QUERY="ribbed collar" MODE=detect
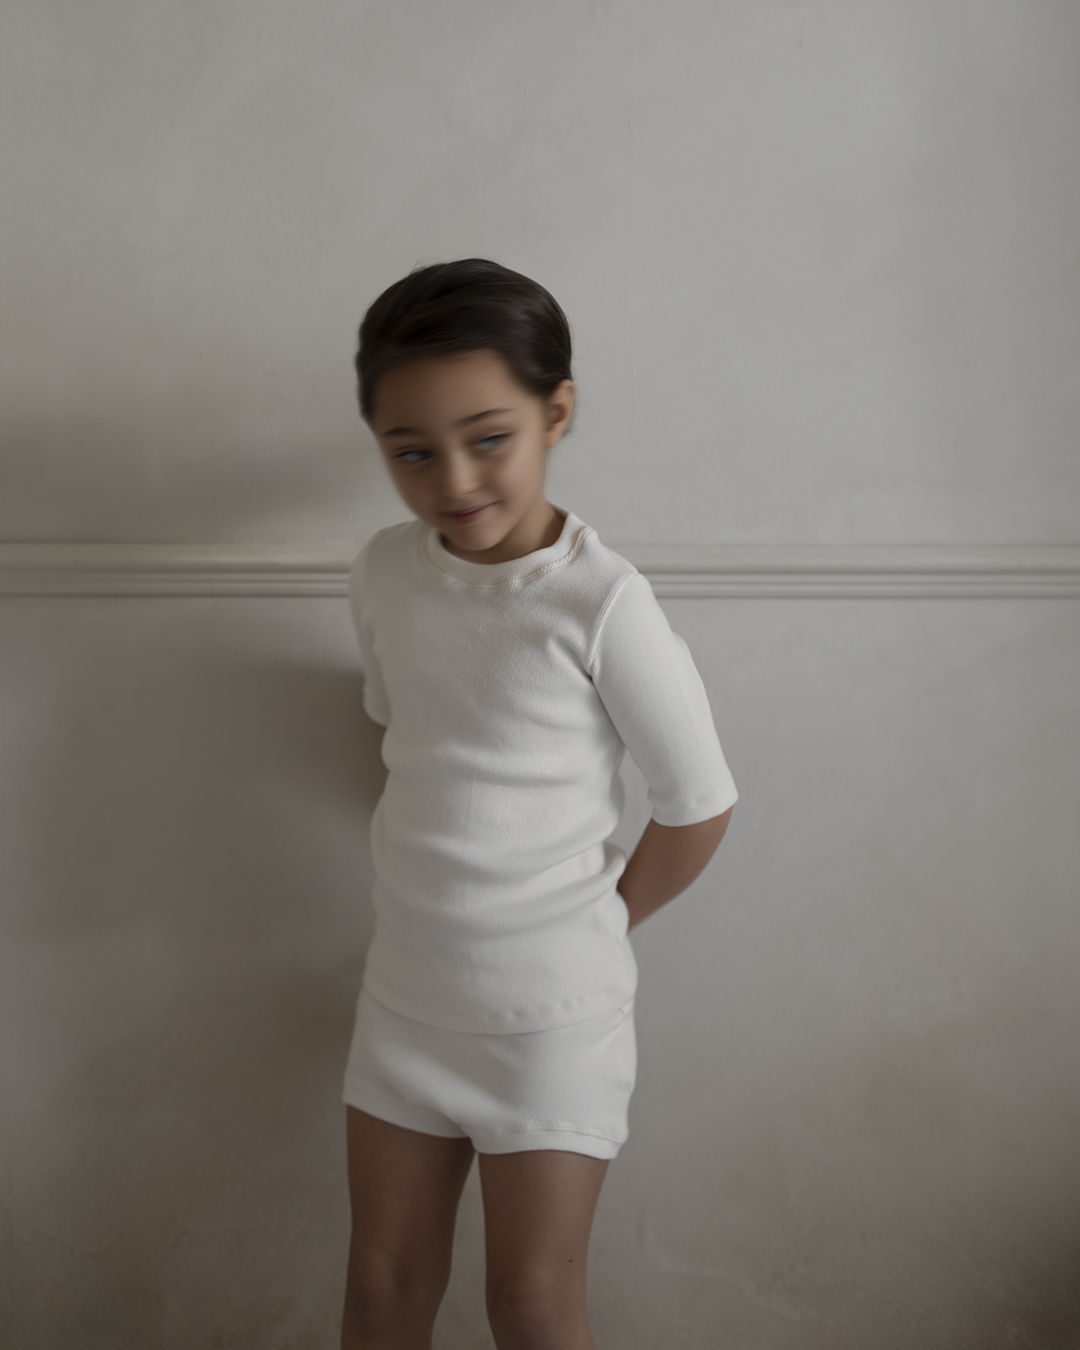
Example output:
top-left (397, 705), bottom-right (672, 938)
top-left (422, 505), bottom-right (584, 588)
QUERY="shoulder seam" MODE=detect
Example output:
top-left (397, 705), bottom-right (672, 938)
top-left (585, 568), bottom-right (641, 676)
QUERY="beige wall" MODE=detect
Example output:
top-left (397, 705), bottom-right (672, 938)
top-left (2, 2), bottom-right (1079, 1346)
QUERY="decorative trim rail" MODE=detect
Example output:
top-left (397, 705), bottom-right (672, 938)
top-left (1, 543), bottom-right (1079, 599)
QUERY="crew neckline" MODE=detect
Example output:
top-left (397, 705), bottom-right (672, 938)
top-left (423, 506), bottom-right (582, 587)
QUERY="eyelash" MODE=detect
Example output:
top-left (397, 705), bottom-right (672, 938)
top-left (396, 433), bottom-right (508, 465)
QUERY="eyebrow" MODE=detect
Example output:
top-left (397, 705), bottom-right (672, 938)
top-left (381, 408), bottom-right (514, 437)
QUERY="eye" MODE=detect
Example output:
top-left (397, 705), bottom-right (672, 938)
top-left (477, 434), bottom-right (508, 450)
top-left (394, 448), bottom-right (429, 465)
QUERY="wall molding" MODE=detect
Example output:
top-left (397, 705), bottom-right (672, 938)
top-left (2, 543), bottom-right (1079, 599)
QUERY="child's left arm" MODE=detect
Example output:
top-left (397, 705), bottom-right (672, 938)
top-left (616, 808), bottom-right (733, 930)
top-left (590, 570), bottom-right (739, 928)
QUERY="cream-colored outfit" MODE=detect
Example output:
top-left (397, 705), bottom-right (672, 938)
top-left (343, 507), bottom-right (738, 1153)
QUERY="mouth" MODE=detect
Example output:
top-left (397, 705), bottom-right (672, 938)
top-left (445, 504), bottom-right (494, 523)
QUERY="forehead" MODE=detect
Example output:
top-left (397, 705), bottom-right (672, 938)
top-left (372, 349), bottom-right (532, 430)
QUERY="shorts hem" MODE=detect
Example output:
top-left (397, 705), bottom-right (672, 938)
top-left (343, 1086), bottom-right (626, 1159)
top-left (343, 1084), bottom-right (467, 1140)
top-left (472, 1127), bottom-right (626, 1160)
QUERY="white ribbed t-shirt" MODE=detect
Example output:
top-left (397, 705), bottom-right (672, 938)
top-left (349, 506), bottom-right (738, 1033)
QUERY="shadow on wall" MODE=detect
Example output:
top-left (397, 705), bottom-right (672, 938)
top-left (1, 600), bottom-right (386, 1345)
top-left (584, 600), bottom-right (1080, 1350)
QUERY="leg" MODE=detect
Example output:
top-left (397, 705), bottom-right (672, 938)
top-left (341, 1106), bottom-right (475, 1350)
top-left (478, 1149), bottom-right (610, 1350)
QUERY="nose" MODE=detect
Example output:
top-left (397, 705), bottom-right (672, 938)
top-left (438, 450), bottom-right (483, 502)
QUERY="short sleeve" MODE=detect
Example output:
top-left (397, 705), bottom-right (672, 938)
top-left (589, 571), bottom-right (738, 827)
top-left (348, 536), bottom-right (390, 727)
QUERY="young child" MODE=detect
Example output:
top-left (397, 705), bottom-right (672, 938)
top-left (341, 258), bottom-right (737, 1350)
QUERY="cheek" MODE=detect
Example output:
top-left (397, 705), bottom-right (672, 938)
top-left (502, 455), bottom-right (536, 488)
top-left (506, 437), bottom-right (546, 478)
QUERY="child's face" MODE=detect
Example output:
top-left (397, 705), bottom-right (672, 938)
top-left (368, 348), bottom-right (575, 564)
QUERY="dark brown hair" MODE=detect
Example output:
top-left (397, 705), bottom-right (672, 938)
top-left (356, 258), bottom-right (573, 423)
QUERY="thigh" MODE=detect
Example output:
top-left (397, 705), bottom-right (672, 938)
top-left (478, 1149), bottom-right (609, 1291)
top-left (345, 1106), bottom-right (475, 1274)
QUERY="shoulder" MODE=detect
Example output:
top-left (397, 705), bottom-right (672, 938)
top-left (348, 521), bottom-right (426, 636)
top-left (349, 518), bottom-right (424, 594)
top-left (567, 518), bottom-right (660, 619)
top-left (548, 514), bottom-right (659, 669)
top-left (560, 523), bottom-right (680, 674)
top-left (562, 512), bottom-right (640, 603)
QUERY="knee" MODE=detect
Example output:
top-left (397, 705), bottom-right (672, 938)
top-left (343, 1248), bottom-right (447, 1340)
top-left (486, 1270), bottom-right (586, 1348)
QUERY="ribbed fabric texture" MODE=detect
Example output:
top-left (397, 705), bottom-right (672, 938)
top-left (349, 507), bottom-right (739, 1032)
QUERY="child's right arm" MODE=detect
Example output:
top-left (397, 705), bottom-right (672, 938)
top-left (349, 535), bottom-right (390, 727)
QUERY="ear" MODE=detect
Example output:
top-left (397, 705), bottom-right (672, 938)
top-left (543, 379), bottom-right (576, 447)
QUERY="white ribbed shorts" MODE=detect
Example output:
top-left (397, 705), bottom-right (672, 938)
top-left (342, 987), bottom-right (637, 1160)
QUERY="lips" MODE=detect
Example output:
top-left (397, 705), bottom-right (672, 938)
top-left (446, 504), bottom-right (492, 522)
